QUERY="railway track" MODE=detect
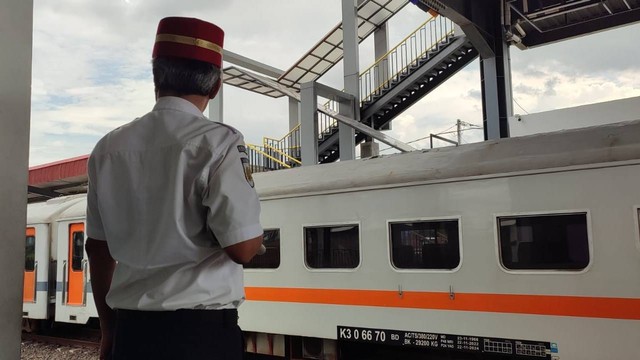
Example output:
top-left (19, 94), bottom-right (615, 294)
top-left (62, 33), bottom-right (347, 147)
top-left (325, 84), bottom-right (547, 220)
top-left (22, 332), bottom-right (100, 349)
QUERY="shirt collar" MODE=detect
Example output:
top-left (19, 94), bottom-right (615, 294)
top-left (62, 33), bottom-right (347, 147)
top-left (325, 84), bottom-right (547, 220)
top-left (153, 96), bottom-right (205, 118)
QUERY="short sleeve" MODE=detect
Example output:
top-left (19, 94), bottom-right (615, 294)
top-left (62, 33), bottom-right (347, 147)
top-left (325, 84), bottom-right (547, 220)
top-left (202, 134), bottom-right (262, 248)
top-left (86, 154), bottom-right (106, 241)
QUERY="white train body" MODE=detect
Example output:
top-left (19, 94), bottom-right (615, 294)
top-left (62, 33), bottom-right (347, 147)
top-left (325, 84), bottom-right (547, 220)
top-left (23, 195), bottom-right (86, 322)
top-left (23, 120), bottom-right (640, 359)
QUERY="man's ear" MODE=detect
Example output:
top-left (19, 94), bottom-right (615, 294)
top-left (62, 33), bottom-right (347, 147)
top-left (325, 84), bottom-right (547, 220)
top-left (209, 79), bottom-right (221, 99)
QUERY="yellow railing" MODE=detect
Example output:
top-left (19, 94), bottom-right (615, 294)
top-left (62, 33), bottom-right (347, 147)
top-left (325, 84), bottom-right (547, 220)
top-left (264, 143), bottom-right (302, 166)
top-left (264, 124), bottom-right (300, 144)
top-left (359, 15), bottom-right (454, 103)
top-left (246, 143), bottom-right (291, 173)
top-left (249, 15), bottom-right (455, 169)
top-left (362, 30), bottom-right (453, 102)
top-left (245, 125), bottom-right (302, 173)
top-left (317, 16), bottom-right (454, 138)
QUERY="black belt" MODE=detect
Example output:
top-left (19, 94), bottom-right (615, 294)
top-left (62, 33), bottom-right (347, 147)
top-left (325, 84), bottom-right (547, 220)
top-left (116, 308), bottom-right (238, 327)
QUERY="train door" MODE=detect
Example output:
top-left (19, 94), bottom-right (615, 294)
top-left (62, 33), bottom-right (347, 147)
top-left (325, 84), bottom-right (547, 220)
top-left (66, 223), bottom-right (86, 306)
top-left (23, 227), bottom-right (36, 303)
top-left (23, 224), bottom-right (52, 323)
top-left (55, 201), bottom-right (99, 324)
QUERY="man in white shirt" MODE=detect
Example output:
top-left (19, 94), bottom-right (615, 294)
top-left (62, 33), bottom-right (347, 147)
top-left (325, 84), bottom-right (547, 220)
top-left (85, 17), bottom-right (263, 360)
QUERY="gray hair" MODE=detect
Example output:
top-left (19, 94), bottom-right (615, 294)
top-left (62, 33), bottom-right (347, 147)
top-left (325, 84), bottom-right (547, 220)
top-left (152, 57), bottom-right (221, 96)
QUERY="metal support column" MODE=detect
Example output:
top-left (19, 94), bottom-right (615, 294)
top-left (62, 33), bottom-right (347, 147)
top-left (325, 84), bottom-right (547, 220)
top-left (289, 97), bottom-right (300, 130)
top-left (0, 0), bottom-right (33, 357)
top-left (373, 21), bottom-right (390, 134)
top-left (374, 22), bottom-right (389, 90)
top-left (208, 84), bottom-right (223, 122)
top-left (300, 82), bottom-right (318, 166)
top-left (480, 30), bottom-right (513, 140)
top-left (476, 1), bottom-right (513, 140)
top-left (339, 0), bottom-right (359, 161)
top-left (424, 0), bottom-right (513, 139)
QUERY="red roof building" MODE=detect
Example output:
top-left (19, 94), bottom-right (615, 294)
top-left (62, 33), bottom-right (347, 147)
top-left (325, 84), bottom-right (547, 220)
top-left (28, 155), bottom-right (89, 202)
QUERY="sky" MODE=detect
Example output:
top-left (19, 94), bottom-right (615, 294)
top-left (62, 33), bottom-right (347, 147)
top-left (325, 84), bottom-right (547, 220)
top-left (29, 0), bottom-right (640, 166)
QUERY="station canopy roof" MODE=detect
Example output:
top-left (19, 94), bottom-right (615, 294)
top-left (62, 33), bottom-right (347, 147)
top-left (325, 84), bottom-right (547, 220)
top-left (28, 155), bottom-right (89, 203)
top-left (507, 0), bottom-right (640, 47)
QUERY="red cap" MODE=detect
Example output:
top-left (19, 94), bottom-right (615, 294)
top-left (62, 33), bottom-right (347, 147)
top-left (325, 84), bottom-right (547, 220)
top-left (152, 17), bottom-right (224, 68)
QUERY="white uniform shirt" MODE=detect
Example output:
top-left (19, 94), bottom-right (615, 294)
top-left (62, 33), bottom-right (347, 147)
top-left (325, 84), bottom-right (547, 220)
top-left (86, 96), bottom-right (262, 311)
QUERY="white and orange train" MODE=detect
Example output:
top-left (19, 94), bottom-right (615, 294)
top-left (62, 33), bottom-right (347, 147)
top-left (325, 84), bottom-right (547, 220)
top-left (22, 120), bottom-right (640, 359)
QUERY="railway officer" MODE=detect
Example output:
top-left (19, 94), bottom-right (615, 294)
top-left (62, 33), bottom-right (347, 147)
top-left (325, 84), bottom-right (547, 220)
top-left (85, 17), bottom-right (264, 360)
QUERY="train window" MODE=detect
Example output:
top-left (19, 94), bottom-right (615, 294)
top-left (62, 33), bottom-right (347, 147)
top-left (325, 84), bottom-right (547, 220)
top-left (390, 220), bottom-right (460, 270)
top-left (498, 213), bottom-right (589, 270)
top-left (244, 229), bottom-right (280, 269)
top-left (25, 231), bottom-right (35, 271)
top-left (71, 230), bottom-right (85, 271)
top-left (305, 225), bottom-right (359, 269)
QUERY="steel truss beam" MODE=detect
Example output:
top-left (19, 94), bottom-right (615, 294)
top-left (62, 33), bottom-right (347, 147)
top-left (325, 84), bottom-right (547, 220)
top-left (27, 185), bottom-right (61, 199)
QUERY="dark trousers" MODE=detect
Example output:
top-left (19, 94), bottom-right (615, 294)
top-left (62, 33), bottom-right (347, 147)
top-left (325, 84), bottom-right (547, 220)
top-left (112, 308), bottom-right (244, 360)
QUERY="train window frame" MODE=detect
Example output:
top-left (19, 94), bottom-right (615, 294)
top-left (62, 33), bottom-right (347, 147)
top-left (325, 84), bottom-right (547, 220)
top-left (25, 227), bottom-right (36, 272)
top-left (386, 216), bottom-right (463, 273)
top-left (243, 228), bottom-right (281, 271)
top-left (302, 221), bottom-right (362, 272)
top-left (493, 210), bottom-right (593, 274)
top-left (70, 226), bottom-right (85, 272)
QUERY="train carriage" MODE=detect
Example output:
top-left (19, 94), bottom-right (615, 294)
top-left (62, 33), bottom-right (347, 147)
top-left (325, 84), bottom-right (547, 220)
top-left (22, 120), bottom-right (640, 359)
top-left (240, 120), bottom-right (640, 359)
top-left (22, 195), bottom-right (85, 324)
top-left (53, 199), bottom-right (98, 324)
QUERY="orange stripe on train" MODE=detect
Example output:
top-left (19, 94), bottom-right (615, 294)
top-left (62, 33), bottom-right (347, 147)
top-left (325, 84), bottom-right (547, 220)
top-left (245, 287), bottom-right (640, 321)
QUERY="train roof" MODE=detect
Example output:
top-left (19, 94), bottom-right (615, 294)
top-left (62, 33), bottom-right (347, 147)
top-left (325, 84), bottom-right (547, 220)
top-left (26, 119), bottom-right (640, 213)
top-left (27, 194), bottom-right (86, 224)
top-left (254, 120), bottom-right (640, 198)
top-left (56, 197), bottom-right (88, 221)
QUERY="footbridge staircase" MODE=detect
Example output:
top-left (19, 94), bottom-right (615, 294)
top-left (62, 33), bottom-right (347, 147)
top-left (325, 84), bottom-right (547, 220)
top-left (317, 16), bottom-right (477, 163)
top-left (226, 6), bottom-right (478, 171)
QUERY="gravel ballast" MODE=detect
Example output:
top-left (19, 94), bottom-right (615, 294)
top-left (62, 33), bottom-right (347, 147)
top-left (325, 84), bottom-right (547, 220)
top-left (21, 340), bottom-right (99, 360)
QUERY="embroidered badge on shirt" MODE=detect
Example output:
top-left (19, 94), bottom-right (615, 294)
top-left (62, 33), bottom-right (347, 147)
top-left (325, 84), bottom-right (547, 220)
top-left (240, 157), bottom-right (254, 188)
top-left (237, 145), bottom-right (248, 155)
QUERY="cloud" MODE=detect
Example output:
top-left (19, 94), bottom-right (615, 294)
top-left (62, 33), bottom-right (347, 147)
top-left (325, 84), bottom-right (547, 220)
top-left (29, 0), bottom-right (350, 165)
top-left (511, 66), bottom-right (640, 115)
top-left (28, 1), bottom-right (640, 166)
top-left (511, 22), bottom-right (640, 74)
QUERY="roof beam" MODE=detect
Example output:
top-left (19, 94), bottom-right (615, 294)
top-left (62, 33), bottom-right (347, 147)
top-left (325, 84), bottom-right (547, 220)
top-left (223, 49), bottom-right (284, 78)
top-left (223, 66), bottom-right (301, 100)
top-left (318, 107), bottom-right (415, 153)
top-left (520, 7), bottom-right (640, 47)
top-left (27, 185), bottom-right (61, 199)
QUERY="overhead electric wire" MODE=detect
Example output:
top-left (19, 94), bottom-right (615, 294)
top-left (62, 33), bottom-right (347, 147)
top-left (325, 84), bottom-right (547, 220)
top-left (377, 120), bottom-right (483, 152)
top-left (513, 97), bottom-right (530, 114)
